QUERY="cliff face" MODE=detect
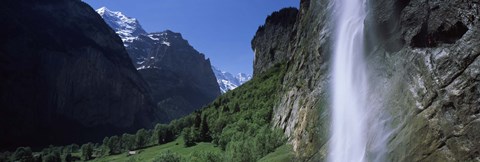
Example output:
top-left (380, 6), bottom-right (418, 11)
top-left (253, 0), bottom-right (333, 160)
top-left (252, 8), bottom-right (298, 75)
top-left (253, 0), bottom-right (479, 161)
top-left (367, 0), bottom-right (480, 161)
top-left (0, 0), bottom-right (158, 149)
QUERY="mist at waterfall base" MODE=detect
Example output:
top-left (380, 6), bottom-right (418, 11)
top-left (328, 0), bottom-right (392, 161)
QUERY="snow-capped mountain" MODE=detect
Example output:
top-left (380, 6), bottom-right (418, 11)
top-left (94, 7), bottom-right (249, 94)
top-left (96, 7), bottom-right (147, 43)
top-left (212, 66), bottom-right (252, 93)
top-left (95, 7), bottom-right (177, 68)
top-left (96, 7), bottom-right (221, 121)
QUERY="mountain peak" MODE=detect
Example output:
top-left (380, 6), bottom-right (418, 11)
top-left (95, 6), bottom-right (109, 15)
top-left (212, 66), bottom-right (252, 93)
top-left (95, 7), bottom-right (147, 43)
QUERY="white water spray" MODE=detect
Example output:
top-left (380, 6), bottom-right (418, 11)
top-left (329, 0), bottom-right (370, 161)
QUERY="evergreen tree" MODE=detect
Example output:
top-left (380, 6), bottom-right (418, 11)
top-left (135, 129), bottom-right (148, 149)
top-left (154, 124), bottom-right (169, 144)
top-left (64, 153), bottom-right (74, 162)
top-left (12, 147), bottom-right (34, 162)
top-left (182, 127), bottom-right (196, 147)
top-left (233, 103), bottom-right (240, 113)
top-left (194, 112), bottom-right (202, 128)
top-left (107, 135), bottom-right (121, 154)
top-left (80, 143), bottom-right (93, 161)
top-left (200, 114), bottom-right (211, 142)
top-left (43, 152), bottom-right (60, 162)
top-left (121, 133), bottom-right (136, 151)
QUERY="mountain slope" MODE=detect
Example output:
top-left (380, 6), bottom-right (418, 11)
top-left (0, 0), bottom-right (159, 150)
top-left (96, 8), bottom-right (221, 122)
top-left (211, 66), bottom-right (252, 93)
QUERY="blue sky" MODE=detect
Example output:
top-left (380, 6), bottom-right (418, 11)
top-left (83, 0), bottom-right (299, 74)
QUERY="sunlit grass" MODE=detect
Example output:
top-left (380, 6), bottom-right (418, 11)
top-left (90, 138), bottom-right (220, 162)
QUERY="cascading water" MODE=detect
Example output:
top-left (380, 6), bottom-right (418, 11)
top-left (329, 0), bottom-right (370, 161)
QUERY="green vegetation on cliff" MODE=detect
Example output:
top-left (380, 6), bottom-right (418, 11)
top-left (200, 63), bottom-right (288, 161)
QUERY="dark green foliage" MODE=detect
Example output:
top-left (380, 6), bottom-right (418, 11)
top-left (189, 151), bottom-right (223, 162)
top-left (201, 63), bottom-right (287, 161)
top-left (181, 113), bottom-right (213, 147)
top-left (80, 143), bottom-right (93, 161)
top-left (152, 150), bottom-right (182, 162)
top-left (194, 112), bottom-right (202, 128)
top-left (199, 115), bottom-right (211, 142)
top-left (169, 115), bottom-right (195, 136)
top-left (43, 152), bottom-right (61, 162)
top-left (0, 152), bottom-right (11, 162)
top-left (121, 133), bottom-right (136, 151)
top-left (62, 144), bottom-right (79, 155)
top-left (135, 129), bottom-right (148, 149)
top-left (64, 153), bottom-right (74, 162)
top-left (153, 124), bottom-right (170, 145)
top-left (12, 147), bottom-right (34, 162)
top-left (182, 127), bottom-right (199, 147)
top-left (106, 135), bottom-right (122, 155)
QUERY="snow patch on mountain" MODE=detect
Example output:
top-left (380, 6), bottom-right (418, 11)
top-left (212, 66), bottom-right (252, 93)
top-left (96, 7), bottom-right (147, 43)
top-left (148, 33), bottom-right (171, 46)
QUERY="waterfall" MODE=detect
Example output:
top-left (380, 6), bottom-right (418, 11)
top-left (329, 0), bottom-right (370, 161)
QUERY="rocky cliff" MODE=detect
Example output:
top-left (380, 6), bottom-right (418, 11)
top-left (253, 0), bottom-right (480, 161)
top-left (367, 0), bottom-right (480, 161)
top-left (252, 7), bottom-right (298, 75)
top-left (0, 0), bottom-right (159, 150)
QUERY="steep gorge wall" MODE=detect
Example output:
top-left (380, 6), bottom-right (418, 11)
top-left (253, 0), bottom-right (480, 161)
top-left (253, 0), bottom-right (333, 160)
top-left (252, 8), bottom-right (298, 75)
top-left (367, 0), bottom-right (480, 161)
top-left (0, 0), bottom-right (159, 149)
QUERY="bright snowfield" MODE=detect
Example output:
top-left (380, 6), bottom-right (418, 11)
top-left (212, 66), bottom-right (252, 93)
top-left (329, 0), bottom-right (369, 161)
top-left (96, 7), bottom-right (147, 43)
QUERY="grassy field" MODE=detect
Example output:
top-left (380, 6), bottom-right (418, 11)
top-left (89, 138), bottom-right (293, 162)
top-left (90, 138), bottom-right (220, 162)
top-left (258, 144), bottom-right (294, 162)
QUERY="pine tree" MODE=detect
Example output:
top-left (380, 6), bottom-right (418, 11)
top-left (200, 114), bottom-right (212, 142)
top-left (80, 143), bottom-right (93, 161)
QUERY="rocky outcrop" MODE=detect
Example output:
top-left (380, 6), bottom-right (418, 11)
top-left (252, 7), bottom-right (298, 75)
top-left (0, 0), bottom-right (158, 150)
top-left (253, 0), bottom-right (480, 161)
